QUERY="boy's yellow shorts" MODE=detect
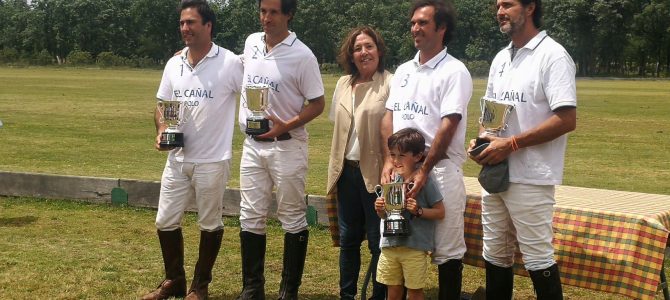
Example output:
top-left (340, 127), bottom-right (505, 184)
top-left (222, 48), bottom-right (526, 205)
top-left (377, 246), bottom-right (430, 289)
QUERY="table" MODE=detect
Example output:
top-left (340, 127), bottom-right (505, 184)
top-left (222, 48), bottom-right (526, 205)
top-left (462, 178), bottom-right (670, 300)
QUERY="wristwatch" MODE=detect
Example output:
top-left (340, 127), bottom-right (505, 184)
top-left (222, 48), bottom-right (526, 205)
top-left (415, 206), bottom-right (423, 218)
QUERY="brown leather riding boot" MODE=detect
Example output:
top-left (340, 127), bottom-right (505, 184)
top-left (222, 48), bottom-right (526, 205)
top-left (185, 229), bottom-right (224, 300)
top-left (141, 229), bottom-right (187, 300)
top-left (142, 279), bottom-right (187, 300)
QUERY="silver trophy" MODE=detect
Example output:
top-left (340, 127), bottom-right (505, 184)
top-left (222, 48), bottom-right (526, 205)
top-left (157, 99), bottom-right (185, 148)
top-left (470, 97), bottom-right (515, 155)
top-left (375, 181), bottom-right (414, 237)
top-left (243, 84), bottom-right (271, 135)
top-left (479, 97), bottom-right (514, 136)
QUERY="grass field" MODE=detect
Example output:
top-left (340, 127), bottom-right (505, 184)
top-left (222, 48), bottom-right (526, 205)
top-left (0, 67), bottom-right (669, 299)
top-left (0, 67), bottom-right (668, 195)
top-left (0, 196), bottom-right (639, 299)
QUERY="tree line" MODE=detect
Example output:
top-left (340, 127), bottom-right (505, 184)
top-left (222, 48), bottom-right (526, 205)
top-left (0, 0), bottom-right (668, 77)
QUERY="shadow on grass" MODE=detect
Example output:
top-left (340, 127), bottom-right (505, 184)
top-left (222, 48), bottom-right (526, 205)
top-left (213, 293), bottom-right (338, 300)
top-left (0, 215), bottom-right (38, 227)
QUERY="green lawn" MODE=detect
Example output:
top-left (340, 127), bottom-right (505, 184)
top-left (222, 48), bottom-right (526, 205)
top-left (0, 67), bottom-right (668, 195)
top-left (0, 67), bottom-right (669, 299)
top-left (0, 196), bottom-right (637, 299)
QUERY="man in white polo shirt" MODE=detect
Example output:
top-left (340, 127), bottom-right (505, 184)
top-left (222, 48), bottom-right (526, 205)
top-left (380, 1), bottom-right (472, 299)
top-left (468, 0), bottom-right (576, 299)
top-left (142, 1), bottom-right (243, 300)
top-left (236, 0), bottom-right (325, 299)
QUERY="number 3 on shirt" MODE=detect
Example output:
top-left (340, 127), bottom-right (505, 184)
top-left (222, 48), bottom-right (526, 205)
top-left (400, 74), bottom-right (410, 87)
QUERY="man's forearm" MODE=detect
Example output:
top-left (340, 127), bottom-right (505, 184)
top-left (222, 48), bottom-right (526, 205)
top-left (380, 111), bottom-right (394, 161)
top-left (514, 106), bottom-right (576, 149)
top-left (421, 114), bottom-right (460, 174)
top-left (154, 107), bottom-right (166, 133)
top-left (282, 97), bottom-right (325, 131)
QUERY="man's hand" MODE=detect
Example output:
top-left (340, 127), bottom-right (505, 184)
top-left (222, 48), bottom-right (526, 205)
top-left (254, 114), bottom-right (287, 139)
top-left (467, 137), bottom-right (485, 164)
top-left (381, 160), bottom-right (395, 184)
top-left (469, 135), bottom-right (513, 165)
top-left (154, 127), bottom-right (173, 151)
top-left (406, 169), bottom-right (427, 199)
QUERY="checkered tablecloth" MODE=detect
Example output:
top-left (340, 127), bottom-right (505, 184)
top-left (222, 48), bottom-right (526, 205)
top-left (463, 192), bottom-right (670, 300)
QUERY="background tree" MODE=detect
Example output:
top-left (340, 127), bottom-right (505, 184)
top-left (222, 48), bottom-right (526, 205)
top-left (0, 0), bottom-right (666, 77)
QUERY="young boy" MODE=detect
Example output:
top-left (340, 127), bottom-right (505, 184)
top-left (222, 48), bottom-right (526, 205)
top-left (375, 128), bottom-right (445, 300)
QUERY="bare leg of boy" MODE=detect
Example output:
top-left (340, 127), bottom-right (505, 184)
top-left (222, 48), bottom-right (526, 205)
top-left (407, 288), bottom-right (425, 300)
top-left (387, 285), bottom-right (404, 300)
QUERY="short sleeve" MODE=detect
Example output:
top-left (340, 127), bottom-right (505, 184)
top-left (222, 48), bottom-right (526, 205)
top-left (226, 52), bottom-right (244, 94)
top-left (440, 65), bottom-right (472, 118)
top-left (156, 57), bottom-right (177, 101)
top-left (298, 55), bottom-right (325, 101)
top-left (424, 179), bottom-right (444, 207)
top-left (543, 53), bottom-right (577, 110)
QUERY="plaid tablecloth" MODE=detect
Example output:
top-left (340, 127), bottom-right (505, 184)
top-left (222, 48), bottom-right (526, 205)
top-left (463, 185), bottom-right (670, 300)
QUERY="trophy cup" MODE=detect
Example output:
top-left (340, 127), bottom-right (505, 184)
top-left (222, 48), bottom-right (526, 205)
top-left (243, 84), bottom-right (271, 135)
top-left (375, 181), bottom-right (414, 237)
top-left (470, 97), bottom-right (515, 155)
top-left (157, 99), bottom-right (185, 148)
top-left (471, 97), bottom-right (515, 193)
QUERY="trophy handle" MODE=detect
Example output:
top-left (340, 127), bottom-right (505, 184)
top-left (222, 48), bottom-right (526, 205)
top-left (157, 102), bottom-right (166, 124)
top-left (479, 97), bottom-right (487, 114)
top-left (501, 105), bottom-right (514, 132)
top-left (407, 182), bottom-right (415, 194)
top-left (240, 88), bottom-right (249, 109)
top-left (374, 185), bottom-right (383, 198)
top-left (178, 102), bottom-right (188, 126)
top-left (479, 97), bottom-right (489, 125)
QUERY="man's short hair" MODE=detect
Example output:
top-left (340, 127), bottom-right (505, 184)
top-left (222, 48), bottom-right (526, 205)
top-left (258, 0), bottom-right (297, 22)
top-left (520, 0), bottom-right (543, 28)
top-left (179, 0), bottom-right (216, 38)
top-left (388, 128), bottom-right (426, 158)
top-left (410, 0), bottom-right (457, 46)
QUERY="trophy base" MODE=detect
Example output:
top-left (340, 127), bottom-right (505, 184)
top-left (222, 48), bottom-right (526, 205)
top-left (245, 118), bottom-right (270, 136)
top-left (160, 132), bottom-right (184, 148)
top-left (383, 219), bottom-right (410, 237)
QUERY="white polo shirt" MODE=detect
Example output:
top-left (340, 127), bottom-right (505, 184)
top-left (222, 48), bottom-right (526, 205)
top-left (156, 43), bottom-right (243, 163)
top-left (486, 31), bottom-right (577, 185)
top-left (238, 32), bottom-right (324, 141)
top-left (386, 48), bottom-right (473, 166)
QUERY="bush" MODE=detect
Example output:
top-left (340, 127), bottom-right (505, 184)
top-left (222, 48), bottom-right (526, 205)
top-left (464, 60), bottom-right (491, 77)
top-left (32, 49), bottom-right (53, 65)
top-left (96, 51), bottom-right (126, 67)
top-left (0, 48), bottom-right (20, 63)
top-left (68, 50), bottom-right (93, 66)
top-left (129, 56), bottom-right (160, 69)
top-left (320, 63), bottom-right (342, 74)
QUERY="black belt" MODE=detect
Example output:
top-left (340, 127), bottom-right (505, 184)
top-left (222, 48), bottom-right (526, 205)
top-left (251, 132), bottom-right (291, 142)
top-left (344, 160), bottom-right (360, 168)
